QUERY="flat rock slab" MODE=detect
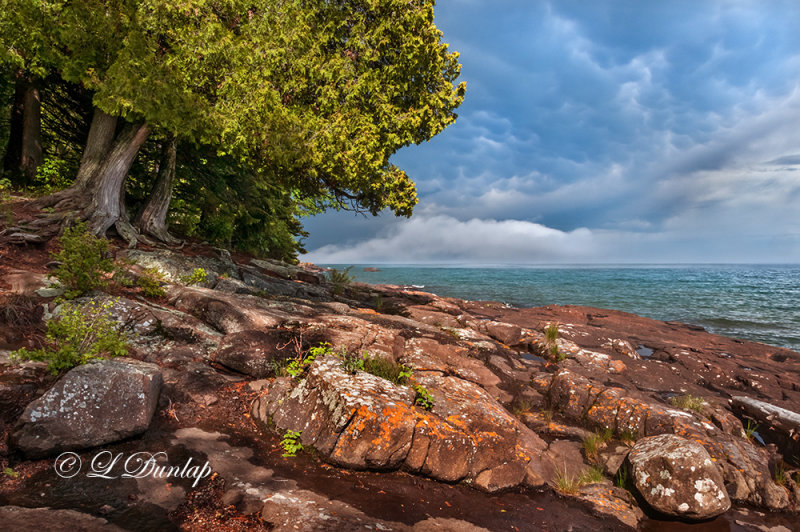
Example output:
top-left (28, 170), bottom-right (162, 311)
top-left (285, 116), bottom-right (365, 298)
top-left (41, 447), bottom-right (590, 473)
top-left (12, 358), bottom-right (162, 457)
top-left (628, 434), bottom-right (730, 520)
top-left (0, 506), bottom-right (125, 531)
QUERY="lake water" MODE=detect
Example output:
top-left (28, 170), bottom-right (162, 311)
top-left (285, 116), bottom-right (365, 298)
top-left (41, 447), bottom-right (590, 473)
top-left (321, 264), bottom-right (800, 352)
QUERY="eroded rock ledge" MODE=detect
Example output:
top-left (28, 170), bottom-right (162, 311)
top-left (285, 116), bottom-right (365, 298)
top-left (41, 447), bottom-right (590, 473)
top-left (2, 247), bottom-right (799, 530)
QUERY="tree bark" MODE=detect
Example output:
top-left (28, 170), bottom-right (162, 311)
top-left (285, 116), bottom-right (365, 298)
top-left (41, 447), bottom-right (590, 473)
top-left (2, 74), bottom-right (42, 184)
top-left (135, 136), bottom-right (180, 243)
top-left (75, 109), bottom-right (118, 189)
top-left (32, 107), bottom-right (118, 210)
top-left (20, 82), bottom-right (44, 181)
top-left (86, 121), bottom-right (150, 238)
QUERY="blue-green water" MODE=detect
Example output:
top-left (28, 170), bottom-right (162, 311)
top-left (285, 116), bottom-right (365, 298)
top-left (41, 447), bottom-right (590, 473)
top-left (323, 264), bottom-right (800, 352)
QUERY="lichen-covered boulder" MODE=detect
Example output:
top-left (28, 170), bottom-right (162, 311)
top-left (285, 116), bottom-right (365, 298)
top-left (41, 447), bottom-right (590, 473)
top-left (11, 359), bottom-right (162, 457)
top-left (628, 434), bottom-right (730, 520)
top-left (251, 355), bottom-right (549, 491)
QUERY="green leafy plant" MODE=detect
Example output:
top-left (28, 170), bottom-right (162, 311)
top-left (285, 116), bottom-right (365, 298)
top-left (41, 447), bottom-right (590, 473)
top-left (280, 430), bottom-right (303, 457)
top-left (340, 350), bottom-right (366, 374)
top-left (51, 222), bottom-right (114, 299)
top-left (285, 342), bottom-right (329, 379)
top-left (328, 266), bottom-right (354, 295)
top-left (11, 299), bottom-right (128, 375)
top-left (413, 384), bottom-right (434, 411)
top-left (670, 394), bottom-right (705, 413)
top-left (3, 467), bottom-right (18, 479)
top-left (33, 157), bottom-right (73, 194)
top-left (137, 267), bottom-right (167, 297)
top-left (180, 268), bottom-right (208, 286)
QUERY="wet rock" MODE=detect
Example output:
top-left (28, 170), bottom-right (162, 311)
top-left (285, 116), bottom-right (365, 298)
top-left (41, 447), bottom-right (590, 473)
top-left (11, 358), bottom-right (162, 457)
top-left (576, 484), bottom-right (644, 529)
top-left (628, 434), bottom-right (730, 520)
top-left (0, 506), bottom-right (125, 531)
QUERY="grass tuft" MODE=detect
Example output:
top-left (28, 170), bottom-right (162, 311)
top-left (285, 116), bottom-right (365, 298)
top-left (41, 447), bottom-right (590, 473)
top-left (670, 394), bottom-right (705, 413)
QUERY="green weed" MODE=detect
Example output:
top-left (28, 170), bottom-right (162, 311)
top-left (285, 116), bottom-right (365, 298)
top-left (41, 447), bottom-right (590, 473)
top-left (281, 430), bottom-right (303, 457)
top-left (51, 222), bottom-right (114, 299)
top-left (413, 384), bottom-right (435, 410)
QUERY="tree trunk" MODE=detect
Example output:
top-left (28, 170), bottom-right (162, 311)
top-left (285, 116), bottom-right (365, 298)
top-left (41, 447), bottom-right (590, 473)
top-left (32, 107), bottom-right (118, 210)
top-left (135, 137), bottom-right (180, 243)
top-left (86, 121), bottom-right (149, 238)
top-left (20, 82), bottom-right (44, 181)
top-left (2, 74), bottom-right (42, 185)
top-left (75, 109), bottom-right (118, 189)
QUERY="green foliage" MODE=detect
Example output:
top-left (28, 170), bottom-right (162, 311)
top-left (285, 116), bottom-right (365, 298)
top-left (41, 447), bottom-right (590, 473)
top-left (180, 268), bottom-right (208, 286)
top-left (412, 384), bottom-right (434, 411)
top-left (52, 222), bottom-right (114, 299)
top-left (33, 157), bottom-right (73, 193)
top-left (362, 355), bottom-right (413, 386)
top-left (3, 467), bottom-right (18, 479)
top-left (0, 177), bottom-right (13, 227)
top-left (339, 351), bottom-right (366, 375)
top-left (583, 429), bottom-right (613, 458)
top-left (578, 465), bottom-right (605, 485)
top-left (137, 267), bottom-right (166, 298)
top-left (744, 419), bottom-right (760, 442)
top-left (280, 430), bottom-right (303, 458)
top-left (670, 394), bottom-right (705, 413)
top-left (11, 299), bottom-right (128, 375)
top-left (775, 463), bottom-right (788, 486)
top-left (614, 465), bottom-right (629, 489)
top-left (286, 342), bottom-right (329, 379)
top-left (329, 267), bottom-right (354, 295)
top-left (544, 323), bottom-right (560, 344)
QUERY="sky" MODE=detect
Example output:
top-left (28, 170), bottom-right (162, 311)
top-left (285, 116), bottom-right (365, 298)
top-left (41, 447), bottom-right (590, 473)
top-left (304, 0), bottom-right (800, 264)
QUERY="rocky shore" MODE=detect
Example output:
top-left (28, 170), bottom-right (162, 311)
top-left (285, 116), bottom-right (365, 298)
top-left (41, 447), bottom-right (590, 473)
top-left (1, 243), bottom-right (799, 531)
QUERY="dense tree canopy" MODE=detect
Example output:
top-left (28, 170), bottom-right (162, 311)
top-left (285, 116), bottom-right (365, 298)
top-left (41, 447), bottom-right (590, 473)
top-left (0, 0), bottom-right (464, 260)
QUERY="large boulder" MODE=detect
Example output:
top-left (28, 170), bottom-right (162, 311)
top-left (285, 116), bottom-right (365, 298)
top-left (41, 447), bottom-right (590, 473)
top-left (11, 359), bottom-right (162, 457)
top-left (628, 434), bottom-right (730, 520)
top-left (251, 355), bottom-right (549, 491)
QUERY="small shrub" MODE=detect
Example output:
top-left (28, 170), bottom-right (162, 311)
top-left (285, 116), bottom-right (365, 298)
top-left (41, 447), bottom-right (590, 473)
top-left (180, 268), bottom-right (208, 286)
top-left (328, 266), bottom-right (354, 295)
top-left (362, 355), bottom-right (413, 385)
top-left (281, 430), bottom-right (303, 457)
top-left (413, 384), bottom-right (434, 410)
top-left (3, 467), bottom-right (18, 479)
top-left (340, 351), bottom-right (366, 374)
top-left (111, 263), bottom-right (135, 288)
top-left (286, 342), bottom-right (329, 379)
top-left (11, 299), bottom-right (128, 375)
top-left (33, 157), bottom-right (73, 193)
top-left (670, 394), bottom-right (705, 413)
top-left (52, 222), bottom-right (114, 299)
top-left (138, 267), bottom-right (167, 297)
